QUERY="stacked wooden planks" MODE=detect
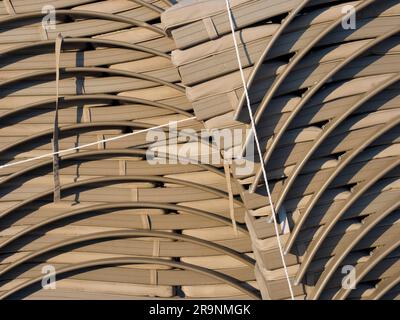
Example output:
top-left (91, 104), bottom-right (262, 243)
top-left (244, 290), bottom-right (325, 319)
top-left (0, 0), bottom-right (259, 300)
top-left (162, 0), bottom-right (400, 300)
top-left (1, 0), bottom-right (399, 300)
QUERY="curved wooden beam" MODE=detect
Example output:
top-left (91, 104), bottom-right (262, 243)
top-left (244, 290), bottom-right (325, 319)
top-left (251, 0), bottom-right (375, 124)
top-left (0, 203), bottom-right (251, 258)
top-left (294, 156), bottom-right (400, 285)
top-left (0, 257), bottom-right (260, 300)
top-left (369, 270), bottom-right (400, 300)
top-left (0, 227), bottom-right (253, 277)
top-left (0, 66), bottom-right (185, 93)
top-left (0, 121), bottom-right (155, 155)
top-left (284, 112), bottom-right (400, 254)
top-left (0, 10), bottom-right (166, 36)
top-left (310, 201), bottom-right (400, 299)
top-left (249, 25), bottom-right (399, 192)
top-left (334, 234), bottom-right (400, 300)
top-left (233, 0), bottom-right (311, 120)
top-left (0, 148), bottom-right (222, 187)
top-left (0, 37), bottom-right (170, 58)
top-left (0, 94), bottom-right (192, 124)
top-left (0, 175), bottom-right (244, 221)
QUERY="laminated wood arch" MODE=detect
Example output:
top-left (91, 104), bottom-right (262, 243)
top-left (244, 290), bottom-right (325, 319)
top-left (1, 0), bottom-right (399, 300)
top-left (334, 235), bottom-right (400, 300)
top-left (162, 0), bottom-right (400, 300)
top-left (0, 175), bottom-right (245, 221)
top-left (368, 270), bottom-right (400, 300)
top-left (233, 0), bottom-right (311, 119)
top-left (249, 27), bottom-right (400, 192)
top-left (248, 0), bottom-right (376, 126)
top-left (0, 67), bottom-right (185, 93)
top-left (0, 1), bottom-right (170, 15)
top-left (284, 114), bottom-right (400, 254)
top-left (0, 257), bottom-right (260, 300)
top-left (0, 0), bottom-right (258, 301)
top-left (0, 94), bottom-right (193, 123)
top-left (0, 148), bottom-right (222, 187)
top-left (0, 121), bottom-right (163, 156)
top-left (294, 157), bottom-right (400, 285)
top-left (0, 37), bottom-right (170, 58)
top-left (0, 10), bottom-right (166, 35)
top-left (310, 200), bottom-right (400, 299)
top-left (0, 204), bottom-right (251, 255)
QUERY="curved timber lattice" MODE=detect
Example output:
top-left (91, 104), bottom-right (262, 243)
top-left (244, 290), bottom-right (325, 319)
top-left (0, 0), bottom-right (399, 300)
top-left (162, 0), bottom-right (400, 300)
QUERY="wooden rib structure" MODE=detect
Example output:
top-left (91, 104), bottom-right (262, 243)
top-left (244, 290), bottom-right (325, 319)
top-left (0, 0), bottom-right (399, 300)
top-left (162, 0), bottom-right (400, 300)
top-left (0, 0), bottom-right (258, 300)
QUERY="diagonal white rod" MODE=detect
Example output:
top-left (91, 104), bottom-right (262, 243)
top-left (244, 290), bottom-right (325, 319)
top-left (224, 0), bottom-right (295, 300)
top-left (0, 117), bottom-right (196, 170)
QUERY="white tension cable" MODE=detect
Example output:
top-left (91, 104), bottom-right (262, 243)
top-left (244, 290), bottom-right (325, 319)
top-left (224, 0), bottom-right (295, 300)
top-left (0, 117), bottom-right (196, 170)
top-left (0, 1), bottom-right (295, 300)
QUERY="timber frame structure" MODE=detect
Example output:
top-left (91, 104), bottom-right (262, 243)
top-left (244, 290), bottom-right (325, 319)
top-left (0, 0), bottom-right (399, 300)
